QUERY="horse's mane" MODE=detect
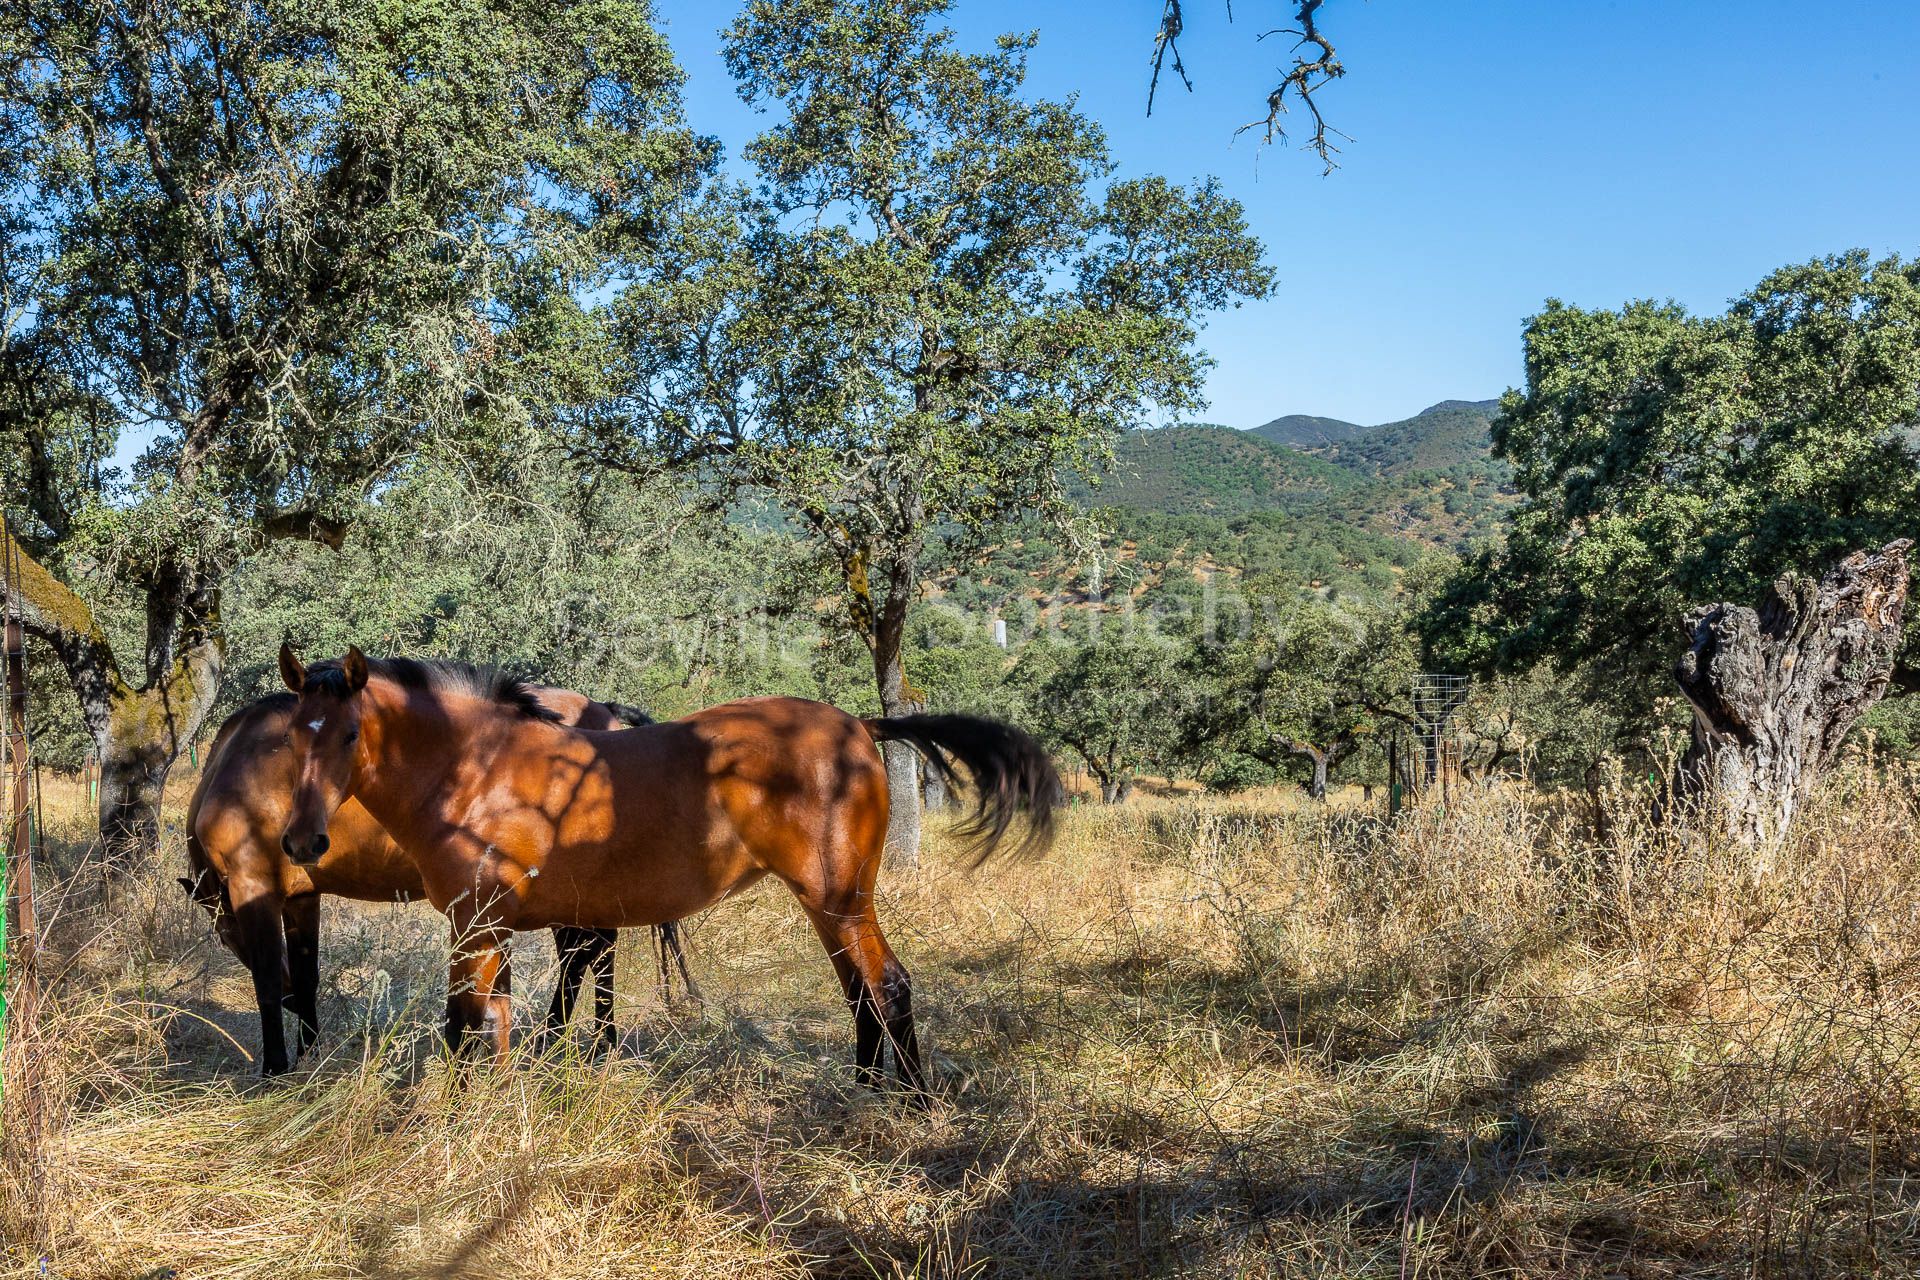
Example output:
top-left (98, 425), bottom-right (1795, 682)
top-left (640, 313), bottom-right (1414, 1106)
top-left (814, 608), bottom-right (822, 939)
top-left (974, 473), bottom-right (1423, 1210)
top-left (303, 656), bottom-right (564, 723)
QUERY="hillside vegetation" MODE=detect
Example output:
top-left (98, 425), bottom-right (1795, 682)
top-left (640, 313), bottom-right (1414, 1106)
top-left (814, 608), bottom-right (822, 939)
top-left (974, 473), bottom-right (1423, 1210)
top-left (1011, 400), bottom-right (1511, 615)
top-left (1248, 413), bottom-right (1368, 449)
top-left (1310, 400), bottom-right (1504, 479)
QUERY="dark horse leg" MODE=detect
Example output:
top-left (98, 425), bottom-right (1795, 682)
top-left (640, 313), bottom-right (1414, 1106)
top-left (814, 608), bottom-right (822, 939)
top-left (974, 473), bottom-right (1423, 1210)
top-left (231, 890), bottom-right (290, 1076)
top-left (537, 926), bottom-right (600, 1053)
top-left (282, 892), bottom-right (322, 1061)
top-left (588, 929), bottom-right (618, 1054)
top-left (803, 904), bottom-right (926, 1099)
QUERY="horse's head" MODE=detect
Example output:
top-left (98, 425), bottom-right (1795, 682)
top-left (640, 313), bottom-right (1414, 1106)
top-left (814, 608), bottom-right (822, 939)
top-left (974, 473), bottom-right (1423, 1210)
top-left (278, 642), bottom-right (369, 865)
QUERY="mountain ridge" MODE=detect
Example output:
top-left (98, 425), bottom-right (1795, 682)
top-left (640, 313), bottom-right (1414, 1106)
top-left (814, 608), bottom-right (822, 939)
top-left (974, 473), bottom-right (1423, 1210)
top-left (1087, 397), bottom-right (1511, 554)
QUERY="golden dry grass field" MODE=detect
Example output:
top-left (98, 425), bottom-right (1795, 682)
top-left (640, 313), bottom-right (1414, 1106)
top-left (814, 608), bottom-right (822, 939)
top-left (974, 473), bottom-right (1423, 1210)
top-left (5, 759), bottom-right (1920, 1278)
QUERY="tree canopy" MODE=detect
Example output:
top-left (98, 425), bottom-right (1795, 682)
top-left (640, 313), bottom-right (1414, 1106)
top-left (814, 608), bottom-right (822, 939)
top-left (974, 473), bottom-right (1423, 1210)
top-left (0, 0), bottom-right (706, 855)
top-left (1424, 251), bottom-right (1920, 698)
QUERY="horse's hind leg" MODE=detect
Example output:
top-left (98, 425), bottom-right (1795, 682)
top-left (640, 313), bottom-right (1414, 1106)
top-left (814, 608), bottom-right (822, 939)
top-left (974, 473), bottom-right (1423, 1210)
top-left (659, 920), bottom-right (703, 1004)
top-left (803, 906), bottom-right (924, 1097)
top-left (588, 929), bottom-right (617, 1055)
top-left (869, 927), bottom-right (925, 1095)
top-left (804, 908), bottom-right (884, 1088)
top-left (283, 892), bottom-right (322, 1060)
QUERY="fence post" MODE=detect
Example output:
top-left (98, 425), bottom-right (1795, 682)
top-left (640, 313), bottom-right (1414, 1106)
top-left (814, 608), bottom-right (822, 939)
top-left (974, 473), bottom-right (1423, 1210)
top-left (3, 520), bottom-right (46, 1074)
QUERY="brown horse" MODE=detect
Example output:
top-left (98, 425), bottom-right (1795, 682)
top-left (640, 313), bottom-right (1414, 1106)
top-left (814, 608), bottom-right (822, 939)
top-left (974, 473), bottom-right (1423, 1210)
top-left (183, 680), bottom-right (693, 1076)
top-left (275, 646), bottom-right (1059, 1093)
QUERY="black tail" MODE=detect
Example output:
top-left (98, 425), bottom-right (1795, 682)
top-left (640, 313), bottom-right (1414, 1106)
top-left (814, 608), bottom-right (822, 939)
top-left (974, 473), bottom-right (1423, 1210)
top-left (863, 714), bottom-right (1063, 865)
top-left (600, 701), bottom-right (654, 727)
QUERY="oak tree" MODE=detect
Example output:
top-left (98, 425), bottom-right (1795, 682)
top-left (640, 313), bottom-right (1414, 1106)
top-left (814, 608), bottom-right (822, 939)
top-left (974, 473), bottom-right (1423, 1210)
top-left (1425, 253), bottom-right (1920, 846)
top-left (0, 0), bottom-right (703, 858)
top-left (597, 0), bottom-right (1271, 862)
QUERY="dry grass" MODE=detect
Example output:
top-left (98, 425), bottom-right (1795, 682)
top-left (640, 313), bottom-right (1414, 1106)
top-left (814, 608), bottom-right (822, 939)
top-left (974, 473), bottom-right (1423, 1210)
top-left (6, 761), bottom-right (1920, 1278)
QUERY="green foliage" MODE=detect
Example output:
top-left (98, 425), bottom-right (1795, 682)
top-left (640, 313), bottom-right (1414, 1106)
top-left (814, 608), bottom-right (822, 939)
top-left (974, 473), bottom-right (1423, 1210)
top-left (1427, 252), bottom-right (1920, 697)
top-left (1200, 752), bottom-right (1277, 794)
top-left (1013, 635), bottom-right (1191, 800)
top-left (218, 449), bottom-right (855, 721)
top-left (1184, 586), bottom-right (1419, 791)
top-left (1861, 694), bottom-right (1920, 760)
top-left (1, 0), bottom-right (704, 567)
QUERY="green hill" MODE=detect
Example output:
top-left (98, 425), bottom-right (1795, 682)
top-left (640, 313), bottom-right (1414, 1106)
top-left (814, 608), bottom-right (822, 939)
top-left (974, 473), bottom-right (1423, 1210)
top-left (970, 401), bottom-right (1515, 623)
top-left (1311, 399), bottom-right (1504, 479)
top-left (937, 406), bottom-right (1512, 620)
top-left (1080, 424), bottom-right (1366, 516)
top-left (1249, 412), bottom-right (1368, 449)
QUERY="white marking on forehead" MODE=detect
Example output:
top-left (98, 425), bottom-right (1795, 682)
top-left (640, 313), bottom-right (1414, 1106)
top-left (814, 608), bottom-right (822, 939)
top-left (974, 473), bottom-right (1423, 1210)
top-left (307, 718), bottom-right (325, 732)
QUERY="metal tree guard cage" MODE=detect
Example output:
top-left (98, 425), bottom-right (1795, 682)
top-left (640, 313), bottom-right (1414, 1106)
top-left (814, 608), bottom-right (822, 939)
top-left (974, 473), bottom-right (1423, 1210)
top-left (1391, 673), bottom-right (1470, 809)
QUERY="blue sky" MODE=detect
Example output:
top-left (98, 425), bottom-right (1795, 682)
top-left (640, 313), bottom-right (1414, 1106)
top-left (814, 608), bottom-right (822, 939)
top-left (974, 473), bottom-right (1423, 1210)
top-left (652, 0), bottom-right (1920, 430)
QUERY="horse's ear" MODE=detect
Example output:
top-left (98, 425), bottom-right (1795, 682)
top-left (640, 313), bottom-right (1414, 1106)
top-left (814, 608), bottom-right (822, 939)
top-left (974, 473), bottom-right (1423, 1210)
top-left (279, 642), bottom-right (306, 692)
top-left (342, 645), bottom-right (368, 693)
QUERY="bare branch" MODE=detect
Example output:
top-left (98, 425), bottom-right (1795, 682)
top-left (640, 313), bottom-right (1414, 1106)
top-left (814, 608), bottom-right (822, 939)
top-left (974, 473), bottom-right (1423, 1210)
top-left (1234, 1), bottom-right (1348, 172)
top-left (1147, 1), bottom-right (1194, 117)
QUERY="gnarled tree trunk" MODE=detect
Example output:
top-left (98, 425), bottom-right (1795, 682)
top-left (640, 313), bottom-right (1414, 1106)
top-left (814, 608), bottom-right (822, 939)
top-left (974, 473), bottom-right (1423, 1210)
top-left (3, 527), bottom-right (223, 863)
top-left (1673, 540), bottom-right (1912, 851)
top-left (1278, 734), bottom-right (1356, 801)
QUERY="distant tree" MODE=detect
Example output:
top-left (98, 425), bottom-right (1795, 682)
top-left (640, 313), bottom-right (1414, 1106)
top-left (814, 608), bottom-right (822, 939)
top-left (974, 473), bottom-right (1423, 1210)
top-left (1425, 253), bottom-right (1920, 848)
top-left (1017, 636), bottom-right (1189, 803)
top-left (1187, 589), bottom-right (1415, 799)
top-left (0, 0), bottom-right (704, 859)
top-left (594, 0), bottom-right (1271, 863)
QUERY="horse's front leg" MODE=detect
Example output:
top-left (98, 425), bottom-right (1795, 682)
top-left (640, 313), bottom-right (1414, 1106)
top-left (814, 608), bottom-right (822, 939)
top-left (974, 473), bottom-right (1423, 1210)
top-left (283, 892), bottom-right (322, 1060)
top-left (229, 880), bottom-right (290, 1076)
top-left (445, 917), bottom-right (514, 1064)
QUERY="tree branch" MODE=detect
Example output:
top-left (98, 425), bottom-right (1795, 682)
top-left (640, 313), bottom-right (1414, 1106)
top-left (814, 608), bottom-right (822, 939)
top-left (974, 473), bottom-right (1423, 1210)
top-left (260, 509), bottom-right (351, 551)
top-left (1235, 1), bottom-right (1348, 172)
top-left (1147, 1), bottom-right (1194, 117)
top-left (1, 518), bottom-right (128, 730)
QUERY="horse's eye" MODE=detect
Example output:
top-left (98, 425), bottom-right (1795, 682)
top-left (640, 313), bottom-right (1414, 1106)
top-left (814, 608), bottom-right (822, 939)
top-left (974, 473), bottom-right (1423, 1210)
top-left (345, 728), bottom-right (359, 743)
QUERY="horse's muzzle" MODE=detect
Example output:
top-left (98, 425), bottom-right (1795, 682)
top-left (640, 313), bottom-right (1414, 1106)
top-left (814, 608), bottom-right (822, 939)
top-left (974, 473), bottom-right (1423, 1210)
top-left (282, 831), bottom-right (330, 863)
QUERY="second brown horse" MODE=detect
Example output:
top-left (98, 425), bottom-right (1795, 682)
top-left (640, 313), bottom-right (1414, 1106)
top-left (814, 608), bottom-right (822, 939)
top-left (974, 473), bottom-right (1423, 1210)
top-left (276, 646), bottom-right (1060, 1093)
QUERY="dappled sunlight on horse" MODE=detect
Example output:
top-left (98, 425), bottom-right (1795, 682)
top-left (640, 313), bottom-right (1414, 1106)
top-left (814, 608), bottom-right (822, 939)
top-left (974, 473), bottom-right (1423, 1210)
top-left (276, 644), bottom-right (1061, 1096)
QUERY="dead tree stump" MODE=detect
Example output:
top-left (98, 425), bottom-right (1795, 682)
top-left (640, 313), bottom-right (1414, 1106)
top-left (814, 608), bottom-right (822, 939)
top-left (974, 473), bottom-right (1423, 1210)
top-left (1673, 539), bottom-right (1912, 850)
